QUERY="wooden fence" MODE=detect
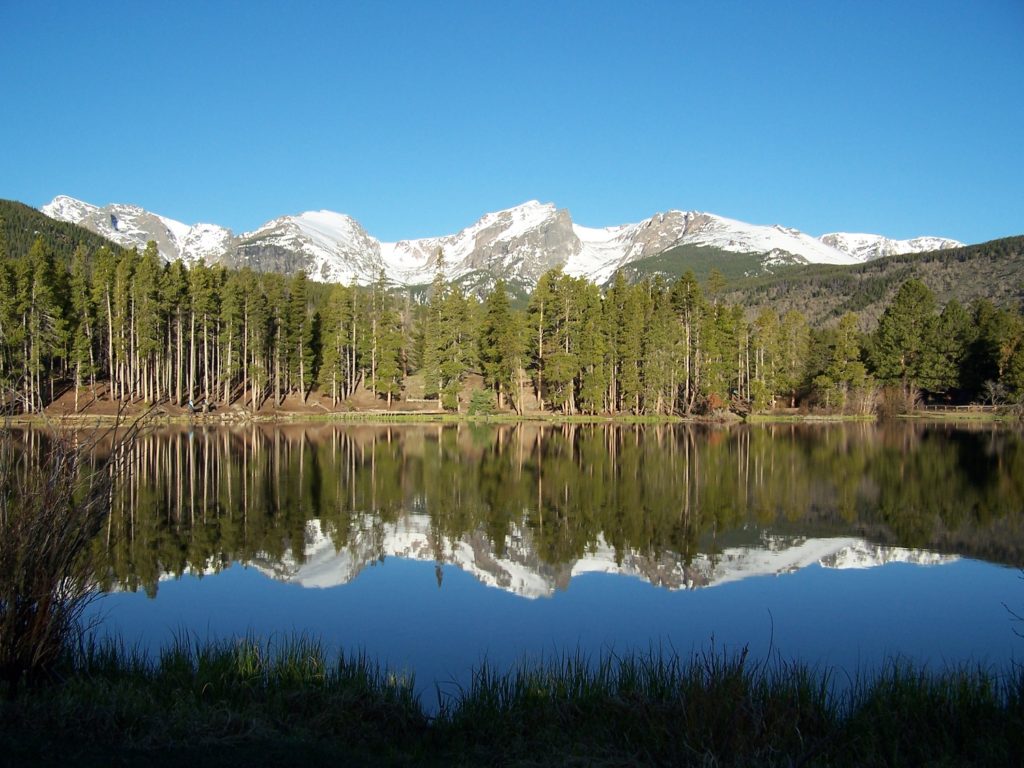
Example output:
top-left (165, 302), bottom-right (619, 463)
top-left (919, 404), bottom-right (1001, 412)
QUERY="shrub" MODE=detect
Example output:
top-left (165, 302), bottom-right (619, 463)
top-left (467, 389), bottom-right (496, 416)
top-left (0, 416), bottom-right (137, 696)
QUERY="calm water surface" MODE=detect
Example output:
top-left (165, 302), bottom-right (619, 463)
top-left (39, 421), bottom-right (1023, 690)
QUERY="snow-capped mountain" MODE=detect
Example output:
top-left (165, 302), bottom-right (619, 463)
top-left (380, 200), bottom-right (576, 287)
top-left (234, 516), bottom-right (956, 600)
top-left (41, 195), bottom-right (963, 290)
top-left (566, 210), bottom-right (865, 284)
top-left (230, 210), bottom-right (385, 283)
top-left (819, 232), bottom-right (961, 262)
top-left (42, 195), bottom-right (231, 265)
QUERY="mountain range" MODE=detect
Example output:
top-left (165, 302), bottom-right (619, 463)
top-left (41, 195), bottom-right (962, 291)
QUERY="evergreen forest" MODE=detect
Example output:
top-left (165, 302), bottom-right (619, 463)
top-left (2, 202), bottom-right (1023, 416)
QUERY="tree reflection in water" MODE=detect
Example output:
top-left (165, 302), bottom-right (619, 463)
top-left (12, 422), bottom-right (1023, 597)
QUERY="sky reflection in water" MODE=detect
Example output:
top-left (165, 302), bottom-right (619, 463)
top-left (63, 421), bottom-right (1024, 692)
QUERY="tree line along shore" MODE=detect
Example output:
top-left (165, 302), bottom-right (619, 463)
top-left (2, 221), bottom-right (1023, 420)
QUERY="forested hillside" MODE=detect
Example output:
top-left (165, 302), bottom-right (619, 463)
top-left (0, 200), bottom-right (124, 264)
top-left (620, 243), bottom-right (799, 285)
top-left (1, 207), bottom-right (1022, 416)
top-left (725, 236), bottom-right (1024, 326)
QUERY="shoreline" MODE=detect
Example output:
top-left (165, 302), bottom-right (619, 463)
top-left (6, 390), bottom-right (1019, 428)
top-left (8, 409), bottom-right (1015, 428)
top-left (4, 635), bottom-right (1021, 766)
top-left (6, 408), bottom-right (1019, 427)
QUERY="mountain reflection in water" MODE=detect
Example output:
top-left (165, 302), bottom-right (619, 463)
top-left (14, 421), bottom-right (1013, 595)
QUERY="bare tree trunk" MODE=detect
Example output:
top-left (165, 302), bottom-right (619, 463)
top-left (242, 305), bottom-right (249, 408)
top-left (106, 291), bottom-right (115, 400)
top-left (536, 300), bottom-right (545, 411)
top-left (225, 324), bottom-right (233, 404)
top-left (203, 314), bottom-right (210, 403)
top-left (350, 316), bottom-right (357, 398)
top-left (189, 311), bottom-right (196, 403)
top-left (176, 308), bottom-right (183, 405)
top-left (274, 322), bottom-right (281, 406)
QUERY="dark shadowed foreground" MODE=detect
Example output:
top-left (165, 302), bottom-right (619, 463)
top-left (1, 635), bottom-right (1022, 767)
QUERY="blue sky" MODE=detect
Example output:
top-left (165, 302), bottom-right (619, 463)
top-left (1, 0), bottom-right (1021, 243)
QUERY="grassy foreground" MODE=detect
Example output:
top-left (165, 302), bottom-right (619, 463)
top-left (2, 637), bottom-right (1022, 767)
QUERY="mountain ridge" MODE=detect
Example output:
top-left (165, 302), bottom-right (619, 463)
top-left (40, 194), bottom-right (963, 290)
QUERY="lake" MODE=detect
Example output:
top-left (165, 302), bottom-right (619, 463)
top-left (41, 420), bottom-right (1023, 694)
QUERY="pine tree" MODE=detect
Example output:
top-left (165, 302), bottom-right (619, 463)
top-left (161, 260), bottom-right (190, 405)
top-left (374, 311), bottom-right (403, 409)
top-left (90, 247), bottom-right (118, 399)
top-left (246, 271), bottom-right (272, 409)
top-left (706, 268), bottom-right (726, 304)
top-left (617, 282), bottom-right (645, 414)
top-left (642, 282), bottom-right (676, 415)
top-left (526, 270), bottom-right (558, 410)
top-left (700, 302), bottom-right (738, 409)
top-left (479, 280), bottom-right (523, 410)
top-left (319, 284), bottom-right (348, 405)
top-left (68, 245), bottom-right (97, 410)
top-left (111, 249), bottom-right (139, 402)
top-left (539, 273), bottom-right (588, 414)
top-left (779, 309), bottom-right (810, 407)
top-left (670, 271), bottom-right (704, 414)
top-left (0, 225), bottom-right (22, 393)
top-left (981, 308), bottom-right (1024, 388)
top-left (287, 272), bottom-right (314, 400)
top-left (576, 284), bottom-right (608, 415)
top-left (751, 308), bottom-right (782, 411)
top-left (438, 284), bottom-right (471, 411)
top-left (420, 256), bottom-right (447, 401)
top-left (1007, 331), bottom-right (1024, 400)
top-left (927, 299), bottom-right (972, 394)
top-left (220, 270), bottom-right (248, 404)
top-left (262, 273), bottom-right (287, 405)
top-left (873, 279), bottom-right (937, 397)
top-left (134, 242), bottom-right (165, 402)
top-left (814, 313), bottom-right (870, 410)
top-left (22, 238), bottom-right (67, 410)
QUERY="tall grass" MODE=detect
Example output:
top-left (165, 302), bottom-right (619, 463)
top-left (5, 633), bottom-right (426, 763)
top-left (434, 647), bottom-right (840, 764)
top-left (2, 637), bottom-right (1022, 765)
top-left (433, 649), bottom-right (1023, 765)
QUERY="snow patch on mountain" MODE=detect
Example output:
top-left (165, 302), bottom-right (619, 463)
top-left (653, 212), bottom-right (859, 266)
top-left (380, 200), bottom-right (565, 286)
top-left (820, 232), bottom-right (963, 262)
top-left (179, 223), bottom-right (234, 264)
top-left (819, 541), bottom-right (955, 569)
top-left (41, 194), bottom-right (98, 222)
top-left (156, 213), bottom-right (191, 245)
top-left (568, 224), bottom-right (636, 283)
top-left (232, 210), bottom-right (384, 283)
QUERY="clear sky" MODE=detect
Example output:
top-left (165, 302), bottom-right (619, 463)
top-left (1, 0), bottom-right (1021, 243)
